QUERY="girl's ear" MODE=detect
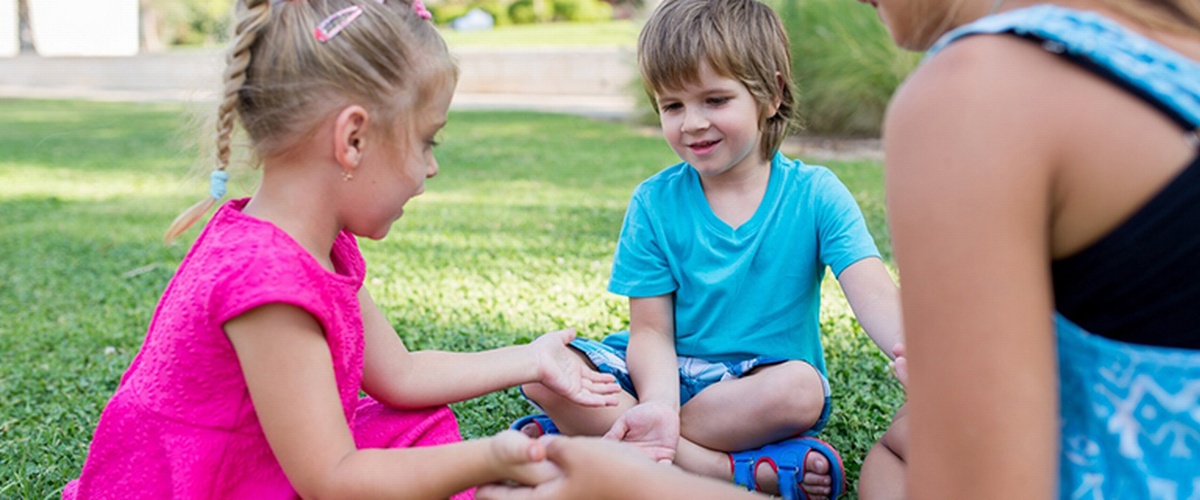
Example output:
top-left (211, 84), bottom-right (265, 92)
top-left (333, 105), bottom-right (370, 174)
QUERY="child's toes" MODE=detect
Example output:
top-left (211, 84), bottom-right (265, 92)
top-left (801, 451), bottom-right (833, 497)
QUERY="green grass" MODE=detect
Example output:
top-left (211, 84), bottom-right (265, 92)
top-left (0, 99), bottom-right (902, 499)
top-left (438, 19), bottom-right (639, 47)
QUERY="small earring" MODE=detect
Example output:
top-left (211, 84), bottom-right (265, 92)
top-left (342, 170), bottom-right (354, 182)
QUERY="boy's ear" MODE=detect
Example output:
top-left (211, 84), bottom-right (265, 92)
top-left (769, 71), bottom-right (785, 118)
top-left (333, 105), bottom-right (370, 173)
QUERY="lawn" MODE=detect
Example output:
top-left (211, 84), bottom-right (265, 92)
top-left (0, 99), bottom-right (903, 499)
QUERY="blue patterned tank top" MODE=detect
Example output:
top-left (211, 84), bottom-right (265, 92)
top-left (927, 6), bottom-right (1200, 499)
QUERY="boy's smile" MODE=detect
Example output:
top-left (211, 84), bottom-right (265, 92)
top-left (655, 61), bottom-right (768, 182)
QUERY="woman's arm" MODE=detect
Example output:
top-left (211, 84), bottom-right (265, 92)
top-left (884, 37), bottom-right (1062, 499)
top-left (478, 436), bottom-right (763, 500)
top-left (225, 304), bottom-right (559, 498)
top-left (357, 288), bottom-right (618, 409)
top-left (837, 257), bottom-right (903, 359)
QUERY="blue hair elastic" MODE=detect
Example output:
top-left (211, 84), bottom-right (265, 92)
top-left (209, 170), bottom-right (230, 200)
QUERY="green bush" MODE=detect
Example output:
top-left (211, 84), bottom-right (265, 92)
top-left (777, 0), bottom-right (921, 136)
top-left (144, 0), bottom-right (233, 47)
top-left (429, 2), bottom-right (473, 24)
top-left (508, 0), bottom-right (554, 24)
top-left (553, 0), bottom-right (613, 22)
top-left (476, 0), bottom-right (514, 26)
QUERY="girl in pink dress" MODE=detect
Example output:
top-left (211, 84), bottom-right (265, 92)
top-left (63, 0), bottom-right (619, 498)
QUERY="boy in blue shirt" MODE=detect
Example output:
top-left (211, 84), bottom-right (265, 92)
top-left (516, 0), bottom-right (903, 498)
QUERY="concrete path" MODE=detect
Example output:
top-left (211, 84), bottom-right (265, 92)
top-left (0, 46), bottom-right (638, 120)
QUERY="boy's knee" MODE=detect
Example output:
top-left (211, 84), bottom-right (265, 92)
top-left (520, 382), bottom-right (554, 407)
top-left (760, 361), bottom-right (825, 426)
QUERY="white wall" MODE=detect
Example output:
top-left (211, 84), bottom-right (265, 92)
top-left (0, 0), bottom-right (17, 57)
top-left (28, 0), bottom-right (139, 56)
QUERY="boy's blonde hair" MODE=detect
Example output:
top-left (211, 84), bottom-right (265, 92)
top-left (166, 0), bottom-right (456, 242)
top-left (637, 0), bottom-right (797, 162)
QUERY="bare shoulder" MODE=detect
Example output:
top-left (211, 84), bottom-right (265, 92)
top-left (884, 33), bottom-right (1104, 183)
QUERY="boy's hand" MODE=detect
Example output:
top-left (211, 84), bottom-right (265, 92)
top-left (891, 343), bottom-right (909, 389)
top-left (487, 430), bottom-right (561, 486)
top-left (530, 329), bottom-right (621, 407)
top-left (602, 401), bottom-right (679, 463)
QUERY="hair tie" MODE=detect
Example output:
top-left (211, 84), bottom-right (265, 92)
top-left (209, 170), bottom-right (230, 200)
top-left (412, 0), bottom-right (432, 20)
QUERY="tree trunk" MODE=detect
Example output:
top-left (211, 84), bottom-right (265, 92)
top-left (140, 0), bottom-right (164, 52)
top-left (17, 0), bottom-right (35, 53)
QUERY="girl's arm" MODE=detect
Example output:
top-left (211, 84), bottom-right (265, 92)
top-left (225, 303), bottom-right (560, 498)
top-left (606, 294), bottom-right (681, 463)
top-left (884, 37), bottom-right (1060, 499)
top-left (358, 288), bottom-right (619, 409)
top-left (837, 256), bottom-right (903, 359)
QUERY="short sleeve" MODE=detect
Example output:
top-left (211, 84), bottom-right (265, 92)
top-left (814, 169), bottom-right (881, 276)
top-left (210, 231), bottom-right (337, 327)
top-left (607, 187), bottom-right (677, 297)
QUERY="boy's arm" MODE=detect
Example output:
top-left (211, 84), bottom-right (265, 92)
top-left (626, 294), bottom-right (679, 408)
top-left (608, 294), bottom-right (681, 462)
top-left (358, 288), bottom-right (619, 409)
top-left (837, 257), bottom-right (904, 360)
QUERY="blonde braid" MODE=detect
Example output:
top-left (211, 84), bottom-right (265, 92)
top-left (164, 0), bottom-right (272, 244)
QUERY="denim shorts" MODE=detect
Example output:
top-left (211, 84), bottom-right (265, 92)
top-left (567, 337), bottom-right (832, 436)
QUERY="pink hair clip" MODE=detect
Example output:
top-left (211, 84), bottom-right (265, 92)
top-left (412, 0), bottom-right (432, 20)
top-left (316, 0), bottom-right (415, 43)
top-left (314, 5), bottom-right (365, 43)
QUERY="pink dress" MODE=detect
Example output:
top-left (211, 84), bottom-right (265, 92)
top-left (65, 199), bottom-right (471, 499)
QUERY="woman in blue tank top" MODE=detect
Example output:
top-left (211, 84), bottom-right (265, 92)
top-left (868, 0), bottom-right (1200, 499)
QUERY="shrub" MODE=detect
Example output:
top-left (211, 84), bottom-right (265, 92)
top-left (777, 0), bottom-right (920, 136)
top-left (476, 0), bottom-right (514, 26)
top-left (553, 0), bottom-right (613, 22)
top-left (508, 0), bottom-right (554, 24)
top-left (429, 2), bottom-right (473, 24)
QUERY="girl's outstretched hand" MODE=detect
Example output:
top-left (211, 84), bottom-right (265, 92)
top-left (530, 329), bottom-right (621, 407)
top-left (488, 430), bottom-right (562, 487)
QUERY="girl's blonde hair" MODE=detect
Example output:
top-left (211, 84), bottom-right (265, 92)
top-left (165, 0), bottom-right (456, 243)
top-left (637, 0), bottom-right (798, 162)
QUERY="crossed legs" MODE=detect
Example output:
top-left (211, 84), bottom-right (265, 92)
top-left (521, 354), bottom-right (835, 498)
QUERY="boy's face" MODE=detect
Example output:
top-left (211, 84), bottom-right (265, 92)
top-left (654, 61), bottom-right (766, 179)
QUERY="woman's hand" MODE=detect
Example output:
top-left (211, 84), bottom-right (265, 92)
top-left (486, 431), bottom-right (562, 487)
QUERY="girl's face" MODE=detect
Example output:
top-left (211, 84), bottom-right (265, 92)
top-left (654, 61), bottom-right (769, 180)
top-left (350, 84), bottom-right (451, 240)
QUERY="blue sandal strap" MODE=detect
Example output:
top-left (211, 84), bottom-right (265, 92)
top-left (509, 413), bottom-right (560, 435)
top-left (729, 437), bottom-right (847, 500)
top-left (729, 450), bottom-right (759, 491)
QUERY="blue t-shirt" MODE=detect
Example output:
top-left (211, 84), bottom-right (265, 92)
top-left (606, 152), bottom-right (880, 374)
